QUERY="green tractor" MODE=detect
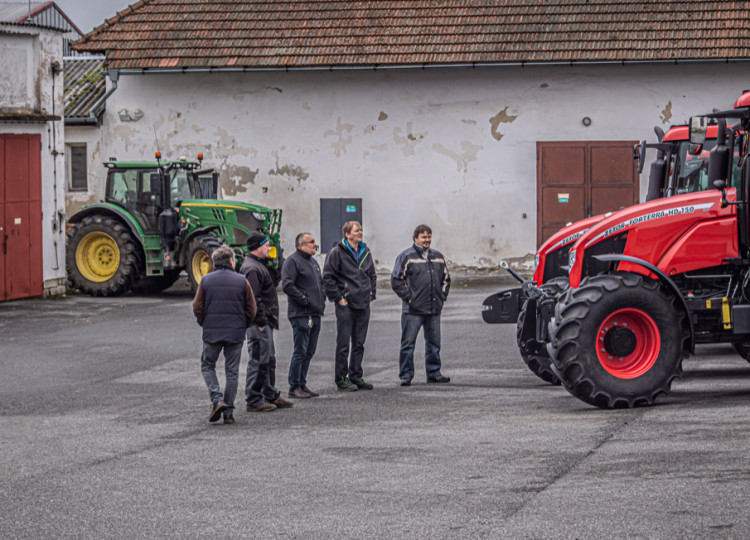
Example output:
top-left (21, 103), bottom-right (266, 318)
top-left (66, 152), bottom-right (282, 296)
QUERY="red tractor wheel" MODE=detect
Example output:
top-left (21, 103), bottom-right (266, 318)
top-left (549, 273), bottom-right (687, 409)
top-left (516, 277), bottom-right (568, 385)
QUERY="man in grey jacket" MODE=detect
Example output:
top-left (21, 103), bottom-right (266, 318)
top-left (282, 232), bottom-right (326, 399)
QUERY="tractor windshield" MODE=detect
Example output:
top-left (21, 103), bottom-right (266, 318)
top-left (674, 139), bottom-right (742, 193)
top-left (169, 170), bottom-right (196, 205)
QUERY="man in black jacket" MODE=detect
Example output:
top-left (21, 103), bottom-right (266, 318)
top-left (391, 224), bottom-right (451, 386)
top-left (240, 232), bottom-right (294, 412)
top-left (323, 221), bottom-right (377, 391)
top-left (193, 245), bottom-right (256, 424)
top-left (282, 232), bottom-right (326, 399)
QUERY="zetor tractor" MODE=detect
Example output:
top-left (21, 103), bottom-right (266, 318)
top-left (482, 123), bottom-right (724, 385)
top-left (66, 153), bottom-right (282, 296)
top-left (548, 91), bottom-right (750, 408)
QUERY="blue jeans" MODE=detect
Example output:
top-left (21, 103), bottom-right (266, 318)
top-left (201, 341), bottom-right (243, 417)
top-left (334, 304), bottom-right (370, 382)
top-left (288, 316), bottom-right (321, 391)
top-left (245, 325), bottom-right (279, 407)
top-left (399, 313), bottom-right (442, 380)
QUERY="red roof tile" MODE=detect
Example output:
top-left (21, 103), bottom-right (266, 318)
top-left (73, 1), bottom-right (750, 70)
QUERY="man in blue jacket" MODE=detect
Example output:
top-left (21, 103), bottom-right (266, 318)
top-left (193, 245), bottom-right (256, 424)
top-left (323, 221), bottom-right (377, 391)
top-left (391, 224), bottom-right (451, 386)
top-left (282, 232), bottom-right (326, 399)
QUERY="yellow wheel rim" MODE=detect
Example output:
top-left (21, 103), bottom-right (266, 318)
top-left (75, 232), bottom-right (121, 283)
top-left (191, 250), bottom-right (213, 284)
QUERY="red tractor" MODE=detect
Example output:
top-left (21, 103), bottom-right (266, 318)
top-left (483, 123), bottom-right (726, 385)
top-left (548, 90), bottom-right (750, 408)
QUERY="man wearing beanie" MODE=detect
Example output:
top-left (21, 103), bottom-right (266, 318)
top-left (240, 232), bottom-right (294, 412)
top-left (322, 221), bottom-right (377, 391)
top-left (193, 245), bottom-right (256, 424)
top-left (391, 224), bottom-right (451, 386)
top-left (282, 232), bottom-right (326, 399)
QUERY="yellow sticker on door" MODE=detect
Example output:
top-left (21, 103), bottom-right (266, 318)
top-left (558, 193), bottom-right (570, 203)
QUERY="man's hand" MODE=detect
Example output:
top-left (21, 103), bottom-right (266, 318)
top-left (337, 299), bottom-right (348, 306)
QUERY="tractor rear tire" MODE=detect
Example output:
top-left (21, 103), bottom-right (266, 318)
top-left (131, 269), bottom-right (182, 295)
top-left (549, 273), bottom-right (686, 409)
top-left (187, 236), bottom-right (225, 292)
top-left (66, 215), bottom-right (141, 296)
top-left (732, 341), bottom-right (750, 364)
top-left (516, 277), bottom-right (568, 385)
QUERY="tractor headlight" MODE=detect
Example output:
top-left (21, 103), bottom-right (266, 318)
top-left (252, 212), bottom-right (266, 221)
top-left (568, 249), bottom-right (576, 271)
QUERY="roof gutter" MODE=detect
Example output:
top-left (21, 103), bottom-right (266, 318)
top-left (113, 58), bottom-right (750, 75)
top-left (68, 69), bottom-right (119, 126)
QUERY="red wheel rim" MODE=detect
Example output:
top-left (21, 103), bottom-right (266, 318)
top-left (596, 308), bottom-right (660, 379)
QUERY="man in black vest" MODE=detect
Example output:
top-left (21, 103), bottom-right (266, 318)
top-left (241, 232), bottom-right (294, 412)
top-left (193, 245), bottom-right (256, 424)
top-left (282, 231), bottom-right (326, 399)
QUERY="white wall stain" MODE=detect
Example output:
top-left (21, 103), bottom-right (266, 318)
top-left (393, 122), bottom-right (426, 156)
top-left (323, 117), bottom-right (354, 157)
top-left (433, 141), bottom-right (482, 172)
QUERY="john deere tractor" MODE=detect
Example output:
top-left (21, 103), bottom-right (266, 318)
top-left (66, 153), bottom-right (282, 296)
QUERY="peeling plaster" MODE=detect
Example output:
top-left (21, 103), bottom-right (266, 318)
top-left (540, 83), bottom-right (549, 88)
top-left (363, 125), bottom-right (376, 134)
top-left (461, 119), bottom-right (477, 125)
top-left (660, 101), bottom-right (673, 123)
top-left (433, 141), bottom-right (482, 172)
top-left (378, 111), bottom-right (388, 121)
top-left (489, 107), bottom-right (518, 141)
top-left (324, 117), bottom-right (354, 157)
top-left (220, 165), bottom-right (259, 197)
top-left (268, 159), bottom-right (310, 184)
top-left (232, 86), bottom-right (283, 102)
top-left (302, 102), bottom-right (311, 111)
top-left (393, 122), bottom-right (426, 156)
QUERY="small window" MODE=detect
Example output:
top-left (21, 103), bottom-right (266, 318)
top-left (68, 144), bottom-right (88, 191)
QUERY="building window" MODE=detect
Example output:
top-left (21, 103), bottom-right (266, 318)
top-left (68, 144), bottom-right (87, 191)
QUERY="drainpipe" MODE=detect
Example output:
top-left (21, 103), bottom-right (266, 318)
top-left (84, 69), bottom-right (119, 125)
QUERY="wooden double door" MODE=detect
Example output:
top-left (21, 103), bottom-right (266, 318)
top-left (536, 141), bottom-right (638, 246)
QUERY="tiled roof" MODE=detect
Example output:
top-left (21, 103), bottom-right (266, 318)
top-left (63, 56), bottom-right (106, 121)
top-left (0, 1), bottom-right (81, 34)
top-left (73, 0), bottom-right (750, 70)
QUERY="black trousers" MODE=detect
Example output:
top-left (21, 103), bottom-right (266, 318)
top-left (334, 303), bottom-right (370, 381)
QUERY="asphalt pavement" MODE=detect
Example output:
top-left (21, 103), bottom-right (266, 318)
top-left (2, 279), bottom-right (750, 538)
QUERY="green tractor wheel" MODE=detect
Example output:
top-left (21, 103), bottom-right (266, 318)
top-left (66, 215), bottom-right (141, 296)
top-left (186, 236), bottom-right (225, 291)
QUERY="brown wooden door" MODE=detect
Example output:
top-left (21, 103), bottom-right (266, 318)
top-left (0, 134), bottom-right (43, 301)
top-left (536, 141), bottom-right (638, 246)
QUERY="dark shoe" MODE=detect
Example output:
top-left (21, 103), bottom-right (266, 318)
top-left (302, 387), bottom-right (319, 397)
top-left (223, 415), bottom-right (235, 425)
top-left (400, 378), bottom-right (412, 386)
top-left (209, 401), bottom-right (227, 422)
top-left (288, 388), bottom-right (311, 399)
top-left (272, 397), bottom-right (294, 409)
top-left (336, 378), bottom-right (358, 391)
top-left (352, 377), bottom-right (373, 390)
top-left (246, 402), bottom-right (277, 412)
top-left (427, 375), bottom-right (451, 383)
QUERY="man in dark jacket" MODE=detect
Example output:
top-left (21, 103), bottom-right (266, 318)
top-left (323, 221), bottom-right (377, 391)
top-left (282, 232), bottom-right (326, 399)
top-left (391, 224), bottom-right (451, 386)
top-left (240, 232), bottom-right (294, 412)
top-left (193, 245), bottom-right (256, 424)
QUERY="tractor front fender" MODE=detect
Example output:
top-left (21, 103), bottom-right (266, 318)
top-left (593, 254), bottom-right (695, 353)
top-left (180, 226), bottom-right (221, 266)
top-left (68, 204), bottom-right (147, 248)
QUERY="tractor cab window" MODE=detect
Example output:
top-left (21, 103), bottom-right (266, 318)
top-left (674, 139), bottom-right (716, 194)
top-left (107, 170), bottom-right (139, 206)
top-left (169, 170), bottom-right (195, 205)
top-left (105, 168), bottom-right (158, 232)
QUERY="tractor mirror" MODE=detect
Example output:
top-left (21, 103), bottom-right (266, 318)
top-left (635, 140), bottom-right (647, 174)
top-left (689, 116), bottom-right (709, 145)
top-left (212, 172), bottom-right (220, 199)
top-left (150, 173), bottom-right (162, 197)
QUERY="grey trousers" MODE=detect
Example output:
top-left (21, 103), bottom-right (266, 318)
top-left (201, 341), bottom-right (243, 417)
top-left (245, 325), bottom-right (280, 407)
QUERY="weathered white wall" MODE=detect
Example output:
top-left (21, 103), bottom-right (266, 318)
top-left (64, 124), bottom-right (103, 217)
top-left (0, 25), bottom-right (66, 295)
top-left (97, 62), bottom-right (746, 272)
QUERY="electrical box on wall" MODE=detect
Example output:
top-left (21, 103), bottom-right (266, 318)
top-left (320, 198), bottom-right (362, 254)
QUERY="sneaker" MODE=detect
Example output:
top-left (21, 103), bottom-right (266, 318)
top-left (272, 397), bottom-right (294, 409)
top-left (288, 388), bottom-right (311, 399)
top-left (302, 387), bottom-right (319, 397)
top-left (427, 375), bottom-right (451, 383)
top-left (247, 402), bottom-right (277, 412)
top-left (336, 378), bottom-right (358, 391)
top-left (400, 378), bottom-right (412, 386)
top-left (209, 401), bottom-right (227, 422)
top-left (352, 377), bottom-right (374, 390)
top-left (223, 415), bottom-right (235, 425)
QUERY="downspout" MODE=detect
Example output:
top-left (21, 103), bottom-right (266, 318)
top-left (88, 69), bottom-right (119, 124)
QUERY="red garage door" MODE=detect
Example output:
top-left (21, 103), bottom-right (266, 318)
top-left (0, 134), bottom-right (43, 301)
